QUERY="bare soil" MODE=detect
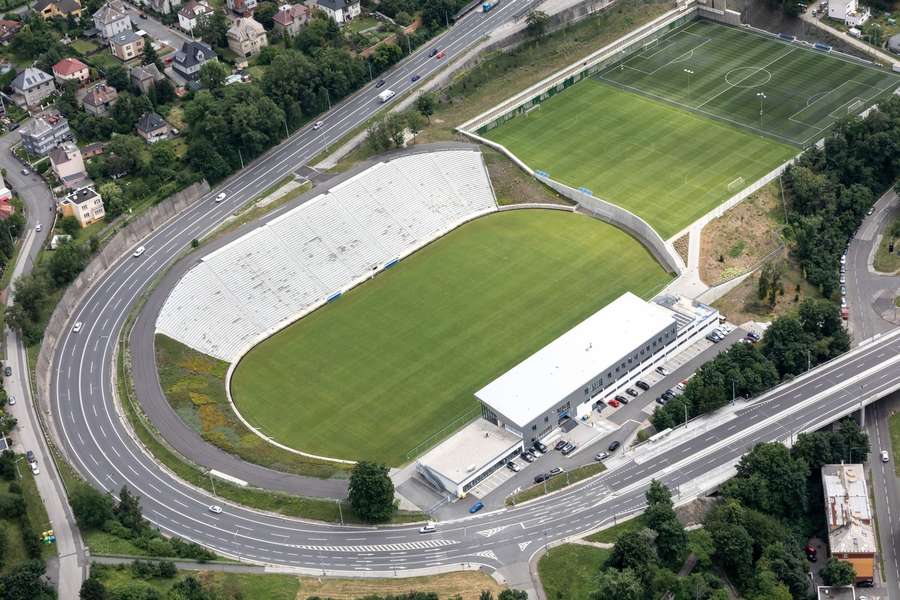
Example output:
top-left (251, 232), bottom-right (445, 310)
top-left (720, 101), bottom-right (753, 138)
top-left (295, 571), bottom-right (505, 599)
top-left (483, 148), bottom-right (571, 206)
top-left (673, 233), bottom-right (689, 266)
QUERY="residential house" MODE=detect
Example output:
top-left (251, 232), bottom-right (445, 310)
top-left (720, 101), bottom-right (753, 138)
top-left (314, 0), bottom-right (360, 25)
top-left (822, 464), bottom-right (876, 586)
top-left (33, 0), bottom-right (82, 19)
top-left (110, 30), bottom-right (145, 61)
top-left (227, 16), bottom-right (267, 58)
top-left (177, 0), bottom-right (213, 33)
top-left (82, 142), bottom-right (105, 158)
top-left (49, 142), bottom-right (89, 189)
top-left (0, 20), bottom-right (23, 46)
top-left (141, 0), bottom-right (182, 15)
top-left (59, 187), bottom-right (105, 227)
top-left (81, 83), bottom-right (119, 116)
top-left (173, 40), bottom-right (216, 81)
top-left (52, 58), bottom-right (90, 86)
top-left (19, 113), bottom-right (71, 156)
top-left (272, 3), bottom-right (308, 36)
top-left (828, 0), bottom-right (870, 26)
top-left (0, 172), bottom-right (11, 203)
top-left (11, 68), bottom-right (56, 109)
top-left (226, 0), bottom-right (256, 15)
top-left (136, 111), bottom-right (169, 143)
top-left (92, 0), bottom-right (132, 41)
top-left (130, 63), bottom-right (163, 94)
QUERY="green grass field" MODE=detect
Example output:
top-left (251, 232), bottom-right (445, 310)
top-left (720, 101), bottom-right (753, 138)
top-left (485, 21), bottom-right (898, 240)
top-left (231, 210), bottom-right (671, 465)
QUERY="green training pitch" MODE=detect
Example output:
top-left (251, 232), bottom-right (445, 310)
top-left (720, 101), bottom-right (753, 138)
top-left (484, 20), bottom-right (898, 240)
top-left (231, 210), bottom-right (672, 466)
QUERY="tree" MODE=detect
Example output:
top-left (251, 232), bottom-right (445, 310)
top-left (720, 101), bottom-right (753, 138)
top-left (607, 528), bottom-right (658, 572)
top-left (591, 568), bottom-right (643, 600)
top-left (709, 521), bottom-right (753, 586)
top-left (820, 558), bottom-right (856, 586)
top-left (60, 215), bottom-right (81, 237)
top-left (654, 516), bottom-right (688, 566)
top-left (0, 451), bottom-right (14, 481)
top-left (195, 11), bottom-right (230, 48)
top-left (79, 576), bottom-right (108, 600)
top-left (405, 111), bottom-right (425, 140)
top-left (723, 442), bottom-right (809, 518)
top-left (47, 240), bottom-right (88, 286)
top-left (199, 61), bottom-right (227, 91)
top-left (114, 486), bottom-right (145, 533)
top-left (416, 92), bottom-right (436, 121)
top-left (154, 78), bottom-right (176, 105)
top-left (2, 559), bottom-right (54, 600)
top-left (348, 461), bottom-right (395, 522)
top-left (105, 64), bottom-right (129, 91)
top-left (70, 485), bottom-right (115, 529)
top-left (99, 181), bottom-right (125, 219)
top-left (757, 261), bottom-right (783, 307)
top-left (761, 315), bottom-right (814, 378)
top-left (255, 1), bottom-right (277, 30)
top-left (525, 10), bottom-right (550, 38)
top-left (497, 591), bottom-right (528, 600)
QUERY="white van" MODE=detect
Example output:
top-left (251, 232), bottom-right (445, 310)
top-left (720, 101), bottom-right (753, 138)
top-left (419, 521), bottom-right (436, 534)
top-left (377, 89), bottom-right (396, 103)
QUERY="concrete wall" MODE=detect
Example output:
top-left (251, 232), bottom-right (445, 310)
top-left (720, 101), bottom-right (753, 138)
top-left (35, 180), bottom-right (210, 451)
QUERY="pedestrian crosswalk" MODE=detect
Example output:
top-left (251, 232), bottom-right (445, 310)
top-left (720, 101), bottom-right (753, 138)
top-left (294, 538), bottom-right (458, 553)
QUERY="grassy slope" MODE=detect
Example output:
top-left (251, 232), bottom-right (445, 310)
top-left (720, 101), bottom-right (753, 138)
top-left (538, 544), bottom-right (610, 600)
top-left (486, 80), bottom-right (795, 240)
top-left (92, 564), bottom-right (299, 600)
top-left (232, 210), bottom-right (671, 465)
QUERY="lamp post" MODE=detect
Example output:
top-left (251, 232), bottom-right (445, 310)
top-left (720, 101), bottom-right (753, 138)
top-left (683, 68), bottom-right (694, 101)
top-left (756, 92), bottom-right (766, 129)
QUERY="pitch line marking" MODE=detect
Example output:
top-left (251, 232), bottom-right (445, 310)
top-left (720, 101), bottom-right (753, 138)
top-left (695, 47), bottom-right (795, 110)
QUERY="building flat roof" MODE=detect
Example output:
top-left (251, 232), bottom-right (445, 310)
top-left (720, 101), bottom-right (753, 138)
top-left (822, 464), bottom-right (876, 555)
top-left (476, 292), bottom-right (675, 428)
top-left (417, 419), bottom-right (521, 486)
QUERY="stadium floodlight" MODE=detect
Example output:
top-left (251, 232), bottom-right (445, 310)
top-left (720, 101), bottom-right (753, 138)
top-left (756, 92), bottom-right (766, 129)
top-left (683, 69), bottom-right (694, 100)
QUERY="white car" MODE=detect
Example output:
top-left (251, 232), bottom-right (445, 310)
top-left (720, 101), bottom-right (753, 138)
top-left (20, 168), bottom-right (28, 175)
top-left (7, 395), bottom-right (14, 406)
top-left (31, 463), bottom-right (39, 476)
top-left (73, 321), bottom-right (83, 333)
top-left (208, 505), bottom-right (223, 514)
top-left (840, 254), bottom-right (846, 265)
top-left (35, 223), bottom-right (42, 232)
top-left (882, 450), bottom-right (889, 463)
top-left (656, 366), bottom-right (669, 376)
top-left (419, 521), bottom-right (436, 534)
top-left (133, 246), bottom-right (146, 257)
top-left (215, 192), bottom-right (227, 203)
top-left (313, 120), bottom-right (324, 130)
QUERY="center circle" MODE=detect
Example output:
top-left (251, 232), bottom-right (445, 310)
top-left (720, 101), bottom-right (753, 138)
top-left (724, 67), bottom-right (772, 88)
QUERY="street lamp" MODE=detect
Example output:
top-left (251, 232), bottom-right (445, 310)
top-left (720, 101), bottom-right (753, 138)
top-left (683, 68), bottom-right (694, 101)
top-left (756, 92), bottom-right (766, 129)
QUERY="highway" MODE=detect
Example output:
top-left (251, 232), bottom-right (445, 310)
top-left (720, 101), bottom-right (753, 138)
top-left (42, 2), bottom-right (900, 594)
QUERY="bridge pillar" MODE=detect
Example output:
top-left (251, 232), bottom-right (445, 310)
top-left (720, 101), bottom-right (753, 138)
top-left (860, 400), bottom-right (866, 428)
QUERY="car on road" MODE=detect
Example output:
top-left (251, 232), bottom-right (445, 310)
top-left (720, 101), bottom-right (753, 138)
top-left (804, 544), bottom-right (817, 561)
top-left (840, 274), bottom-right (846, 284)
top-left (429, 48), bottom-right (438, 56)
top-left (313, 120), bottom-right (323, 130)
top-left (635, 380), bottom-right (650, 391)
top-left (533, 441), bottom-right (547, 453)
top-left (35, 223), bottom-right (42, 232)
top-left (208, 505), bottom-right (222, 514)
top-left (840, 254), bottom-right (846, 265)
top-left (436, 51), bottom-right (445, 59)
top-left (867, 207), bottom-right (874, 215)
top-left (468, 501), bottom-right (484, 514)
top-left (3, 366), bottom-right (10, 377)
top-left (25, 451), bottom-right (34, 463)
top-left (375, 79), bottom-right (386, 88)
top-left (608, 399), bottom-right (620, 408)
top-left (608, 440), bottom-right (621, 452)
top-left (554, 439), bottom-right (567, 451)
top-left (549, 467), bottom-right (563, 476)
top-left (520, 452), bottom-right (534, 463)
top-left (561, 443), bottom-right (576, 455)
top-left (625, 388), bottom-right (639, 397)
top-left (133, 246), bottom-right (146, 257)
top-left (419, 521), bottom-right (437, 533)
top-left (7, 395), bottom-right (14, 406)
top-left (656, 366), bottom-right (669, 376)
top-left (215, 192), bottom-right (227, 202)
top-left (882, 450), bottom-right (889, 463)
top-left (594, 452), bottom-right (608, 461)
top-left (73, 321), bottom-right (83, 333)
top-left (411, 74), bottom-right (420, 82)
top-left (534, 473), bottom-right (548, 483)
top-left (31, 463), bottom-right (39, 475)
top-left (507, 461), bottom-right (519, 472)
top-left (20, 168), bottom-right (28, 175)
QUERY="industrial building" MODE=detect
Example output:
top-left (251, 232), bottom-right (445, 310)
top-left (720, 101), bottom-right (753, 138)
top-left (822, 463), bottom-right (876, 586)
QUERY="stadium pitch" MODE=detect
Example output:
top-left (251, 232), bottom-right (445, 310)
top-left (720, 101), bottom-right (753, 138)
top-left (231, 210), bottom-right (672, 466)
top-left (485, 20), bottom-right (898, 239)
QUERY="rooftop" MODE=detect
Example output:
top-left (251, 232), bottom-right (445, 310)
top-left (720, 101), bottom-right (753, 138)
top-left (12, 67), bottom-right (52, 91)
top-left (20, 113), bottom-right (67, 137)
top-left (137, 111), bottom-right (167, 132)
top-left (476, 293), bottom-right (675, 428)
top-left (53, 57), bottom-right (88, 76)
top-left (317, 0), bottom-right (354, 10)
top-left (822, 464), bottom-right (876, 555)
top-left (111, 29), bottom-right (141, 45)
top-left (83, 83), bottom-right (118, 107)
top-left (417, 419), bottom-right (521, 486)
top-left (93, 0), bottom-right (128, 24)
top-left (64, 186), bottom-right (101, 205)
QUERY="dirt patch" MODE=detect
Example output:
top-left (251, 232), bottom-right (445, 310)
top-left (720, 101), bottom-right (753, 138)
top-left (296, 571), bottom-right (504, 599)
top-left (673, 234), bottom-right (689, 266)
top-left (675, 497), bottom-right (717, 528)
top-left (711, 249), bottom-right (823, 325)
top-left (700, 181), bottom-right (784, 286)
top-left (483, 148), bottom-right (571, 206)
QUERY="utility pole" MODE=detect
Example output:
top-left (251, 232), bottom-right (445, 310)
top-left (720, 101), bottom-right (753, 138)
top-left (336, 499), bottom-right (343, 526)
top-left (683, 68), bottom-right (694, 102)
top-left (208, 471), bottom-right (217, 496)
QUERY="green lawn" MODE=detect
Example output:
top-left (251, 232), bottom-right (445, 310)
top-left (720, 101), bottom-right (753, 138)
top-left (585, 514), bottom-right (648, 544)
top-left (874, 215), bottom-right (900, 274)
top-left (486, 21), bottom-right (899, 240)
top-left (538, 544), bottom-right (609, 600)
top-left (232, 210), bottom-right (671, 465)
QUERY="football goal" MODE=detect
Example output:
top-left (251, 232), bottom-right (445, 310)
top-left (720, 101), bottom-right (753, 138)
top-left (642, 38), bottom-right (660, 54)
top-left (847, 98), bottom-right (865, 115)
top-left (727, 177), bottom-right (745, 192)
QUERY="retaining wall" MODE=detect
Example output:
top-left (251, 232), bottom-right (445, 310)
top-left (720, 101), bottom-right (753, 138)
top-left (35, 180), bottom-right (210, 446)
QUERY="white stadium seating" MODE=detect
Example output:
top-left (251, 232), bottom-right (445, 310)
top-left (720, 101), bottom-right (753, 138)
top-left (156, 150), bottom-right (497, 362)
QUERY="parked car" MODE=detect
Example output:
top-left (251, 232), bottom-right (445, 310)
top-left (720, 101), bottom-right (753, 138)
top-left (840, 274), bottom-right (846, 284)
top-left (661, 391), bottom-right (676, 402)
top-left (31, 463), bottom-right (39, 475)
top-left (419, 521), bottom-right (437, 533)
top-left (594, 452), bottom-right (608, 461)
top-left (507, 461), bottom-right (520, 472)
top-left (25, 450), bottom-right (34, 463)
top-left (554, 439), bottom-right (567, 451)
top-left (35, 223), bottom-right (42, 232)
top-left (19, 168), bottom-right (27, 175)
top-left (804, 544), bottom-right (817, 561)
top-left (549, 467), bottom-right (563, 476)
top-left (625, 388), bottom-right (639, 397)
top-left (561, 443), bottom-right (576, 455)
top-left (534, 474), bottom-right (548, 483)
top-left (73, 321), bottom-right (83, 333)
top-left (7, 395), bottom-right (14, 406)
top-left (635, 380), bottom-right (650, 391)
top-left (656, 396), bottom-right (668, 405)
top-left (608, 399), bottom-right (620, 408)
top-left (533, 441), bottom-right (548, 453)
top-left (608, 440), bottom-right (621, 452)
top-left (469, 501), bottom-right (484, 514)
top-left (3, 366), bottom-right (10, 377)
top-left (520, 452), bottom-right (534, 463)
top-left (840, 254), bottom-right (846, 265)
top-left (746, 331), bottom-right (760, 342)
top-left (706, 332), bottom-right (722, 343)
top-left (656, 366), bottom-right (669, 376)
top-left (617, 395), bottom-right (629, 405)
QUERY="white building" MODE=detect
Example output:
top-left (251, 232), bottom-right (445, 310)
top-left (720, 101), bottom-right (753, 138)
top-left (828, 0), bottom-right (870, 26)
top-left (315, 0), bottom-right (360, 25)
top-left (92, 0), bottom-right (131, 41)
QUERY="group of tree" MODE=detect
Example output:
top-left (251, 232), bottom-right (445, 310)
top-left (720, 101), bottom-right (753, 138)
top-left (348, 461), bottom-right (395, 522)
top-left (0, 469), bottom-right (45, 587)
top-left (651, 298), bottom-right (849, 431)
top-left (81, 570), bottom-right (216, 600)
top-left (784, 96), bottom-right (900, 296)
top-left (71, 484), bottom-right (215, 562)
top-left (308, 593), bottom-right (526, 600)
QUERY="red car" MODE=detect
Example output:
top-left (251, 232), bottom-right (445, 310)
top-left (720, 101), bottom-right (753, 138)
top-left (608, 399), bottom-right (620, 408)
top-left (436, 51), bottom-right (445, 59)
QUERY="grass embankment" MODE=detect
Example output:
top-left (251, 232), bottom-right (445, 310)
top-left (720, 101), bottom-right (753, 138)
top-left (889, 411), bottom-right (900, 477)
top-left (296, 571), bottom-right (505, 599)
top-left (155, 334), bottom-right (350, 480)
top-left (0, 462), bottom-right (56, 570)
top-left (232, 210), bottom-right (672, 465)
top-left (538, 544), bottom-right (611, 600)
top-left (585, 514), bottom-right (648, 544)
top-left (874, 215), bottom-right (900, 274)
top-left (208, 180), bottom-right (312, 241)
top-left (506, 462), bottom-right (606, 506)
top-left (482, 148), bottom-right (570, 207)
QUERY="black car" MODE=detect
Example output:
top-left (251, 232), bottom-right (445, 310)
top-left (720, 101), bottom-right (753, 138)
top-left (661, 391), bottom-right (676, 401)
top-left (625, 388), bottom-right (639, 397)
top-left (25, 450), bottom-right (34, 463)
top-left (656, 396), bottom-right (668, 405)
top-left (554, 439), bottom-right (567, 451)
top-left (608, 440), bottom-right (621, 452)
top-left (533, 441), bottom-right (547, 453)
top-left (411, 74), bottom-right (420, 82)
top-left (617, 396), bottom-right (629, 405)
top-left (520, 452), bottom-right (534, 463)
top-left (375, 79), bottom-right (386, 88)
top-left (429, 48), bottom-right (438, 57)
top-left (561, 443), bottom-right (576, 455)
top-left (534, 473), bottom-right (548, 484)
top-left (635, 380), bottom-right (650, 391)
top-left (746, 331), bottom-right (760, 342)
top-left (2, 366), bottom-right (10, 377)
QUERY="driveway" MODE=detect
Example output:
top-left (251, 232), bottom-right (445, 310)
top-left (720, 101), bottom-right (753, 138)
top-left (123, 2), bottom-right (191, 49)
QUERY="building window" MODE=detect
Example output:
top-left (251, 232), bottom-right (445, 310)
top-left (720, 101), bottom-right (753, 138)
top-left (544, 416), bottom-right (548, 423)
top-left (532, 424), bottom-right (537, 431)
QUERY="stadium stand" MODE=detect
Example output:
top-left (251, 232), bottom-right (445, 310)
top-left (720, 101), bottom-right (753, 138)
top-left (156, 150), bottom-right (497, 361)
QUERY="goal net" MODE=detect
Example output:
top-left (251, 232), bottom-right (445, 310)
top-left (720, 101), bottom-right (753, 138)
top-left (524, 103), bottom-right (542, 116)
top-left (847, 99), bottom-right (864, 115)
top-left (727, 177), bottom-right (745, 192)
top-left (642, 39), bottom-right (659, 54)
